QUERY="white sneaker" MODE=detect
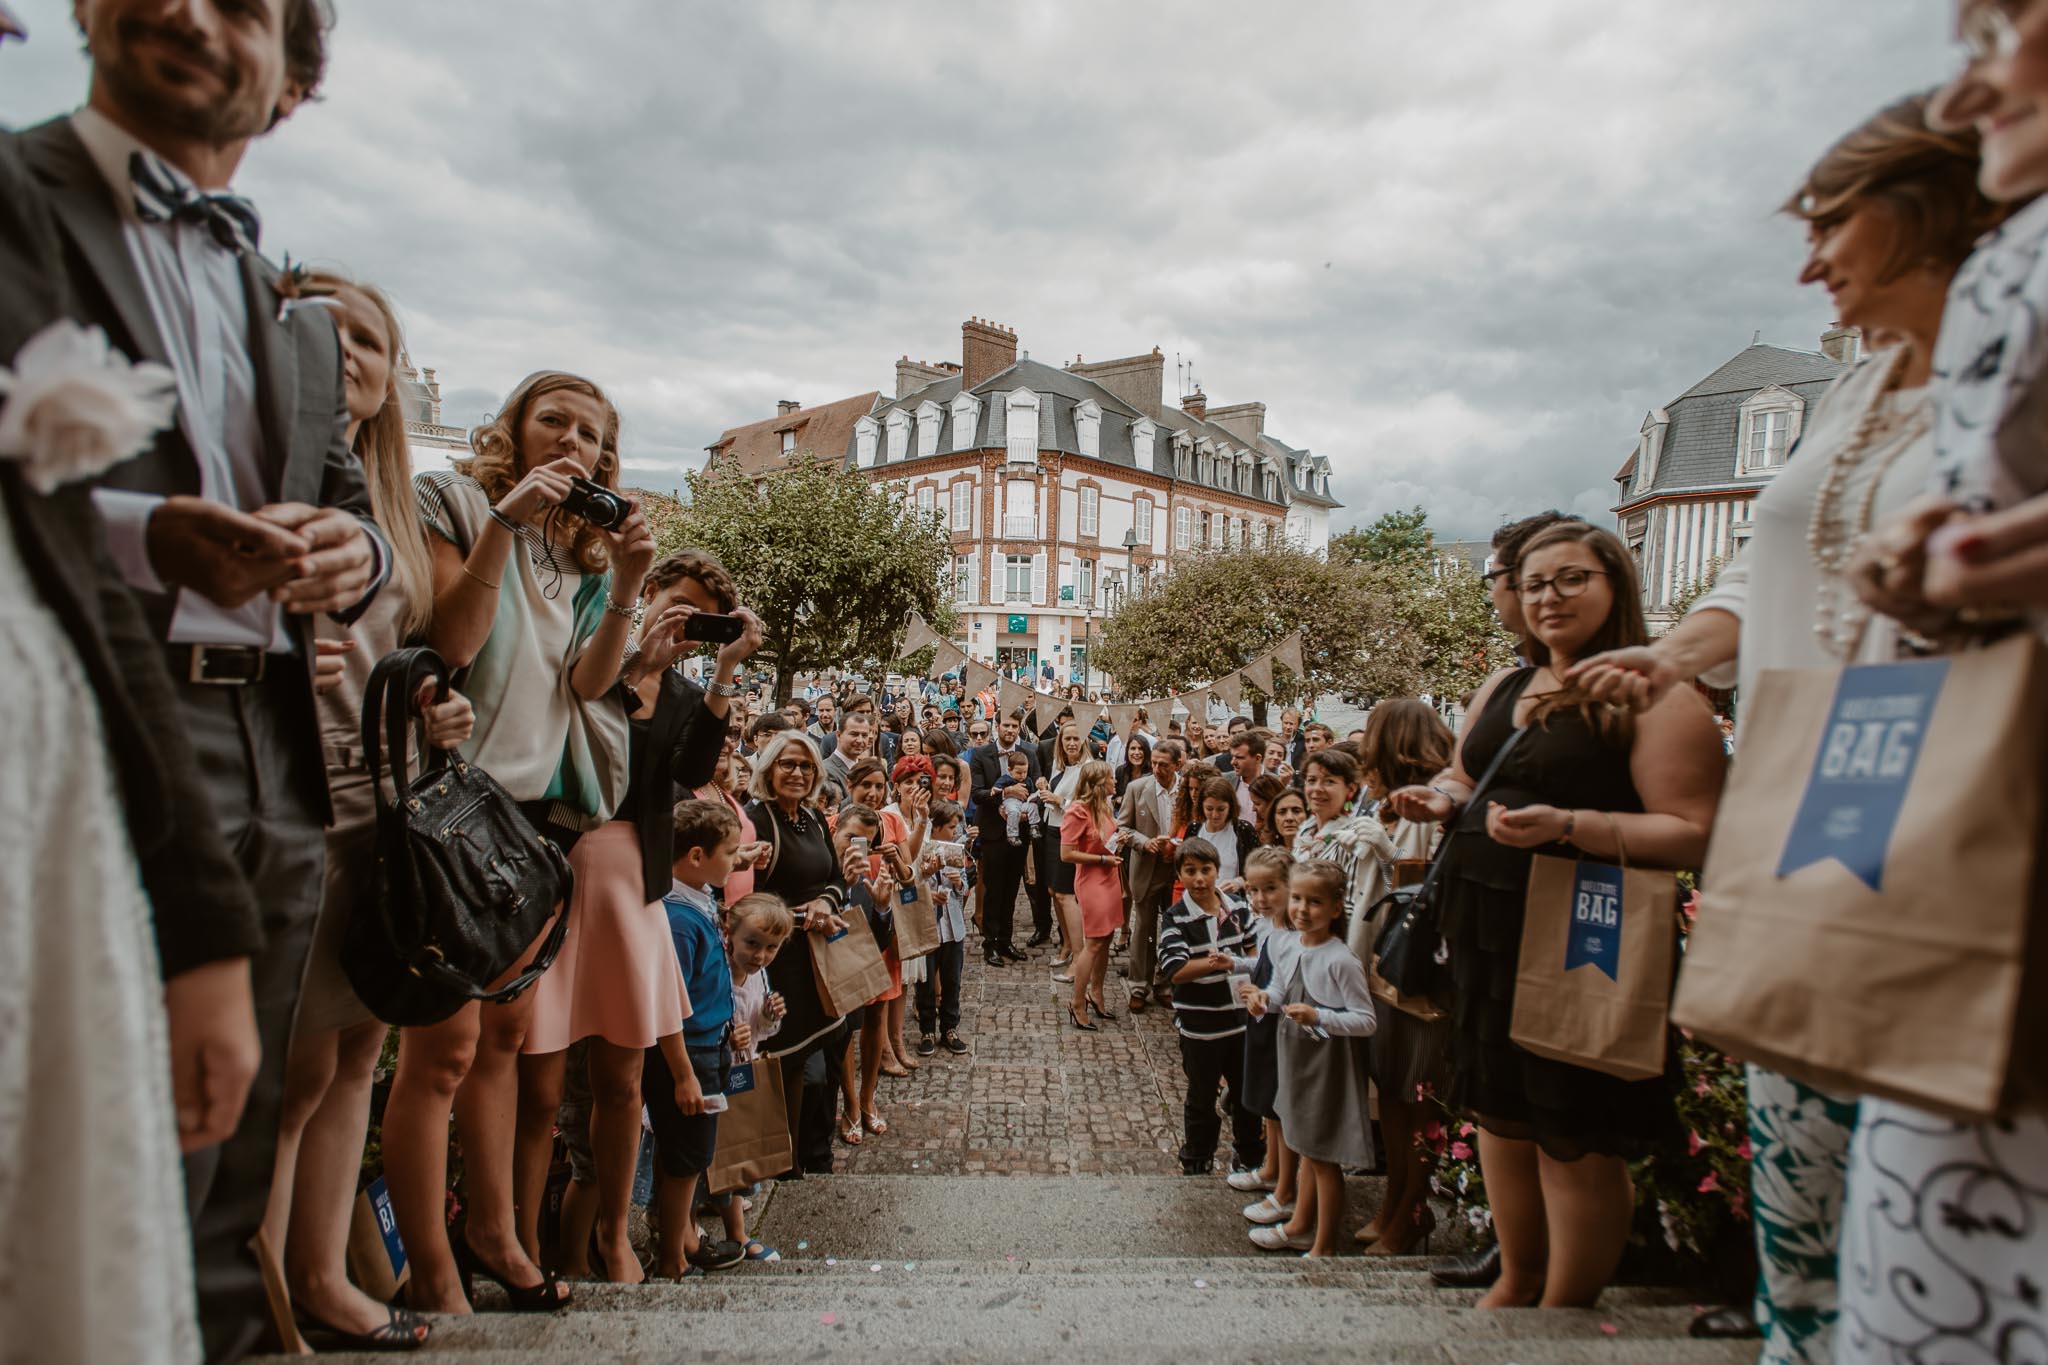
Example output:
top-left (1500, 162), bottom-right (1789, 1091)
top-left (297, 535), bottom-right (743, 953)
top-left (1242, 1195), bottom-right (1294, 1225)
top-left (1226, 1168), bottom-right (1275, 1193)
top-left (1250, 1224), bottom-right (1313, 1252)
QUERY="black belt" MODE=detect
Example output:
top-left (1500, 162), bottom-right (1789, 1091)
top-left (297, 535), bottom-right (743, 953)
top-left (183, 643), bottom-right (268, 686)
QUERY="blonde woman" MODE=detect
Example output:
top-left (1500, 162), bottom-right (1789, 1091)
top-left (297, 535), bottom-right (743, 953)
top-left (259, 274), bottom-right (471, 1350)
top-left (1060, 760), bottom-right (1124, 1027)
top-left (386, 372), bottom-right (653, 1316)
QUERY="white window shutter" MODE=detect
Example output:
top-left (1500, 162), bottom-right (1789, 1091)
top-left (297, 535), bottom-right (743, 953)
top-left (1032, 552), bottom-right (1047, 604)
top-left (989, 549), bottom-right (1003, 606)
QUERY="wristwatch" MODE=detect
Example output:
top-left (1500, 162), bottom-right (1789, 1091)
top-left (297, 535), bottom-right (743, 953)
top-left (707, 679), bottom-right (741, 698)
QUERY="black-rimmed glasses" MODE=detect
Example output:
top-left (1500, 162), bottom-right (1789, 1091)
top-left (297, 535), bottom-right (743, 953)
top-left (1515, 567), bottom-right (1611, 601)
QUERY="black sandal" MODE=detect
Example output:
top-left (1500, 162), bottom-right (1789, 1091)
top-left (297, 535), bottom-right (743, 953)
top-left (295, 1302), bottom-right (431, 1352)
top-left (1069, 1008), bottom-right (1099, 1032)
top-left (456, 1235), bottom-right (572, 1312)
top-left (1088, 997), bottom-right (1118, 1022)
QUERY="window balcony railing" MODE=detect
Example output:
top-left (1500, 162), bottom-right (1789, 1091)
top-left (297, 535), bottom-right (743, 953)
top-left (1003, 515), bottom-right (1037, 538)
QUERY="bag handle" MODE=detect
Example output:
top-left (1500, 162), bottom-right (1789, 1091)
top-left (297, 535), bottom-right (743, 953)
top-left (1409, 721), bottom-right (1529, 905)
top-left (1605, 811), bottom-right (1630, 870)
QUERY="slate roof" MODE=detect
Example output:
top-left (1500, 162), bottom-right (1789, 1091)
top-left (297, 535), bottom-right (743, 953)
top-left (707, 391), bottom-right (884, 478)
top-left (850, 356), bottom-right (1337, 510)
top-left (1615, 343), bottom-right (1847, 505)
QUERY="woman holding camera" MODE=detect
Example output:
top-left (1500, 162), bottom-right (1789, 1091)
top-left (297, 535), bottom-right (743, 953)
top-left (389, 372), bottom-right (651, 1315)
top-left (513, 549), bottom-right (765, 1281)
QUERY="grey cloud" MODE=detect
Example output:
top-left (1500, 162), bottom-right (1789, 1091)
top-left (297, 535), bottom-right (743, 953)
top-left (2, 0), bottom-right (1953, 535)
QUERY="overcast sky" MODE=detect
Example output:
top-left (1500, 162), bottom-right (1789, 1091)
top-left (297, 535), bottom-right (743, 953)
top-left (3, 1), bottom-right (1954, 538)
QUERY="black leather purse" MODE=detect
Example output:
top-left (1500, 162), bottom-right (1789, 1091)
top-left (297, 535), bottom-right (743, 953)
top-left (1371, 725), bottom-right (1528, 1007)
top-left (341, 647), bottom-right (575, 1026)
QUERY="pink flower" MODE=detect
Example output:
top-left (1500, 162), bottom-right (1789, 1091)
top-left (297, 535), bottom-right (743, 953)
top-left (1687, 1130), bottom-right (1704, 1157)
top-left (1697, 1172), bottom-right (1720, 1194)
top-left (1695, 1078), bottom-right (1712, 1097)
top-left (1421, 1121), bottom-right (1445, 1142)
top-left (1737, 1139), bottom-right (1754, 1160)
top-left (1458, 1122), bottom-right (1475, 1138)
top-left (1450, 1142), bottom-right (1473, 1161)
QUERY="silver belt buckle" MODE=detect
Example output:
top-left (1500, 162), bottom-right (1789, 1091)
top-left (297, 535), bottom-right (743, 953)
top-left (187, 645), bottom-right (267, 686)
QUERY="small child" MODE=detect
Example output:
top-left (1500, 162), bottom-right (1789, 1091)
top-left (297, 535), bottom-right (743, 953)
top-left (1228, 847), bottom-right (1305, 1231)
top-left (1156, 837), bottom-right (1266, 1177)
top-left (645, 799), bottom-right (747, 1277)
top-left (1247, 860), bottom-right (1378, 1257)
top-left (1000, 750), bottom-right (1043, 844)
top-left (915, 799), bottom-right (973, 1057)
top-left (708, 892), bottom-right (793, 1262)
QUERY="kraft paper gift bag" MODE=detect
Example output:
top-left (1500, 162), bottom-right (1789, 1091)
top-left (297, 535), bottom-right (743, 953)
top-left (892, 876), bottom-right (940, 962)
top-left (1673, 635), bottom-right (2048, 1120)
top-left (1510, 848), bottom-right (1679, 1082)
top-left (706, 1059), bottom-right (792, 1195)
top-left (345, 1176), bottom-right (410, 1303)
top-left (812, 897), bottom-right (894, 1016)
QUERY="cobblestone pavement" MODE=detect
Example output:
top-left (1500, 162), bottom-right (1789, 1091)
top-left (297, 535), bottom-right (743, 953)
top-left (830, 932), bottom-right (1214, 1177)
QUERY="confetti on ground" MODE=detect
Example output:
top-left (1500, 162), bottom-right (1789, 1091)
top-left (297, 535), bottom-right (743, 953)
top-left (1193, 1278), bottom-right (1209, 1290)
top-left (905, 1262), bottom-right (917, 1271)
top-left (796, 1241), bottom-right (808, 1250)
top-left (1599, 1323), bottom-right (1619, 1336)
top-left (870, 1263), bottom-right (883, 1272)
top-left (820, 1313), bottom-right (837, 1326)
top-left (825, 1258), bottom-right (837, 1266)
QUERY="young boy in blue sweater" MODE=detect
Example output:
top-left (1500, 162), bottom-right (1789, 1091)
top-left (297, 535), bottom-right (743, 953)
top-left (645, 799), bottom-right (747, 1276)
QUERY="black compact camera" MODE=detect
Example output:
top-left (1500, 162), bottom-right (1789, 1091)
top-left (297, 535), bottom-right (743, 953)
top-left (560, 475), bottom-right (630, 530)
top-left (681, 612), bottom-right (747, 645)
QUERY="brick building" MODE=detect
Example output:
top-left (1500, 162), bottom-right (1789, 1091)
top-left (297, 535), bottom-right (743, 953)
top-left (705, 317), bottom-right (1339, 684)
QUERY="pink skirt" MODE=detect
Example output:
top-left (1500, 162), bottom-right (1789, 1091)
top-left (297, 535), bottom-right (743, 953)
top-left (523, 820), bottom-right (691, 1053)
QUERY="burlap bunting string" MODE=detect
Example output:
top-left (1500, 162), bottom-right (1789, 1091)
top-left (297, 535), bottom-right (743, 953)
top-left (1242, 655), bottom-right (1275, 699)
top-left (1211, 672), bottom-right (1244, 708)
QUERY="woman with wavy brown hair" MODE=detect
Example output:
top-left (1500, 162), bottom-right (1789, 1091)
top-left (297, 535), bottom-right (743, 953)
top-left (1567, 90), bottom-right (2005, 1358)
top-left (385, 371), bottom-right (655, 1317)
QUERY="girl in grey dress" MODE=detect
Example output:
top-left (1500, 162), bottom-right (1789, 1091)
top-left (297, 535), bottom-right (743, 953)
top-left (1250, 861), bottom-right (1378, 1258)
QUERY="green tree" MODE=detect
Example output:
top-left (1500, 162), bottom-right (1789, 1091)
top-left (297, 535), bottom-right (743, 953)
top-left (1665, 559), bottom-right (1724, 624)
top-left (1095, 544), bottom-right (1420, 717)
top-left (1329, 506), bottom-right (1435, 573)
top-left (654, 456), bottom-right (954, 702)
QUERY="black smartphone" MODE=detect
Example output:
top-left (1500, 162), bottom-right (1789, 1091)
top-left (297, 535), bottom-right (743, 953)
top-left (681, 611), bottom-right (747, 644)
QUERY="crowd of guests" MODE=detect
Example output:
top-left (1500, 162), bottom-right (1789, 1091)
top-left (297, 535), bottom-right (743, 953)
top-left (5, 3), bottom-right (2048, 1365)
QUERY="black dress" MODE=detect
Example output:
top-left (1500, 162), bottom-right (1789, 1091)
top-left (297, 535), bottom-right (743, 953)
top-left (1439, 668), bottom-right (1677, 1161)
top-left (746, 798), bottom-right (848, 1057)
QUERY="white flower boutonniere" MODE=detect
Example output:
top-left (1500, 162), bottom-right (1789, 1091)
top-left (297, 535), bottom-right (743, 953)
top-left (0, 320), bottom-right (178, 494)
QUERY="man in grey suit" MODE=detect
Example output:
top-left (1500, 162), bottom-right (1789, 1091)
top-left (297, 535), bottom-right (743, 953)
top-left (1115, 738), bottom-right (1187, 1012)
top-left (11, 3), bottom-right (388, 1358)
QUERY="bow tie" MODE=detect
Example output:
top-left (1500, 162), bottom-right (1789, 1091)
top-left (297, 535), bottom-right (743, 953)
top-left (129, 150), bottom-right (261, 255)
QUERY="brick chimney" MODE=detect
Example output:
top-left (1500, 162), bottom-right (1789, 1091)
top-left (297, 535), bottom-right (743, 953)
top-left (895, 356), bottom-right (953, 398)
top-left (776, 399), bottom-right (801, 416)
top-left (961, 317), bottom-right (1019, 390)
top-left (1207, 401), bottom-right (1265, 446)
top-left (1819, 322), bottom-right (1861, 365)
top-left (1070, 347), bottom-right (1165, 412)
top-left (1181, 387), bottom-right (1208, 422)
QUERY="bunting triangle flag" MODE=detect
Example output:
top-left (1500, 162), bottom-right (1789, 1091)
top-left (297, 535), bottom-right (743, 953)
top-left (899, 613), bottom-right (942, 659)
top-left (926, 640), bottom-right (965, 681)
top-left (997, 678), bottom-right (1035, 717)
top-left (1176, 689), bottom-right (1209, 723)
top-left (960, 661), bottom-right (997, 706)
top-left (1105, 703), bottom-right (1138, 736)
top-left (1242, 654), bottom-right (1275, 700)
top-left (1271, 631), bottom-right (1307, 681)
top-left (1211, 672), bottom-right (1244, 710)
top-left (1069, 701), bottom-right (1102, 736)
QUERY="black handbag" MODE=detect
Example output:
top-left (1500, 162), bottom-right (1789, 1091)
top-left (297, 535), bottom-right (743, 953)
top-left (1371, 724), bottom-right (1528, 1007)
top-left (341, 647), bottom-right (575, 1026)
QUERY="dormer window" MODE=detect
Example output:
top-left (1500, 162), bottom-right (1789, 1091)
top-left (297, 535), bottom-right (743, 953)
top-left (1005, 390), bottom-right (1040, 465)
top-left (1131, 418), bottom-right (1156, 470)
top-left (1076, 399), bottom-right (1101, 459)
top-left (916, 400), bottom-right (943, 458)
top-left (1737, 387), bottom-right (1804, 475)
top-left (1172, 434), bottom-right (1192, 480)
top-left (951, 391), bottom-right (982, 452)
top-left (885, 409), bottom-right (911, 462)
top-left (854, 415), bottom-right (880, 468)
top-left (781, 429), bottom-right (796, 456)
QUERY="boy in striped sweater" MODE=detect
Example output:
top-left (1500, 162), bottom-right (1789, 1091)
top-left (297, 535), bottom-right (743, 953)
top-left (1158, 837), bottom-right (1267, 1177)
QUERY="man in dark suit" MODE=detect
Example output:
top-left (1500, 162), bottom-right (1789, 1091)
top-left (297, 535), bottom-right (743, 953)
top-left (11, 5), bottom-right (390, 1358)
top-left (969, 708), bottom-right (1041, 966)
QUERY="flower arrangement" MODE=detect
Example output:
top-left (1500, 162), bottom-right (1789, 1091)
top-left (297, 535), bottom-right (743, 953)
top-left (0, 319), bottom-right (177, 492)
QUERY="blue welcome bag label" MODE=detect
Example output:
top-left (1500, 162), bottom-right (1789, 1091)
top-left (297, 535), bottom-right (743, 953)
top-left (727, 1063), bottom-right (756, 1095)
top-left (1564, 861), bottom-right (1624, 981)
top-left (367, 1174), bottom-right (406, 1276)
top-left (1777, 659), bottom-right (1949, 890)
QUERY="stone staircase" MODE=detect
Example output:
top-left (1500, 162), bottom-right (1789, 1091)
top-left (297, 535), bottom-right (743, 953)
top-left (334, 1174), bottom-right (1754, 1363)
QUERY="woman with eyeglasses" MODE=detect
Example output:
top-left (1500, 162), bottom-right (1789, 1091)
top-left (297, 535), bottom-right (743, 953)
top-left (1385, 521), bottom-right (1725, 1311)
top-left (748, 730), bottom-right (855, 1174)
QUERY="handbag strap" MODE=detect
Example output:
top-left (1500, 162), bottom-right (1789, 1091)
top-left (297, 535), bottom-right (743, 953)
top-left (1411, 720), bottom-right (1531, 904)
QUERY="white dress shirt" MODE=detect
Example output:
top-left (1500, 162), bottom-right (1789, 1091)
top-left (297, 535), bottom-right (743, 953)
top-left (74, 106), bottom-right (292, 649)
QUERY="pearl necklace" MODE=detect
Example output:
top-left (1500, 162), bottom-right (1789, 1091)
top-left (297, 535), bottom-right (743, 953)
top-left (1805, 349), bottom-right (1932, 659)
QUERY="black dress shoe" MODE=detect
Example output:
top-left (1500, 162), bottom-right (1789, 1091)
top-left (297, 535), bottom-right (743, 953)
top-left (1024, 932), bottom-right (1051, 948)
top-left (1689, 1307), bottom-right (1761, 1340)
top-left (999, 945), bottom-right (1028, 962)
top-left (1429, 1242), bottom-right (1501, 1288)
top-left (984, 950), bottom-right (1006, 967)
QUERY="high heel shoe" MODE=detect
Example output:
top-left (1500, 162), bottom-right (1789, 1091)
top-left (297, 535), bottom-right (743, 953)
top-left (1069, 1008), bottom-right (1099, 1032)
top-left (1087, 998), bottom-right (1118, 1022)
top-left (294, 1302), bottom-right (430, 1352)
top-left (1363, 1205), bottom-right (1438, 1257)
top-left (455, 1235), bottom-right (571, 1312)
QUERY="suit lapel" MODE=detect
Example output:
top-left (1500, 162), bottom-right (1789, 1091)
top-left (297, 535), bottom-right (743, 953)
top-left (240, 252), bottom-right (297, 499)
top-left (22, 119), bottom-right (172, 369)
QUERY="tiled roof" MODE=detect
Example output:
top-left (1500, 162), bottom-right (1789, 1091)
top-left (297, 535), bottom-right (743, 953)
top-left (1619, 343), bottom-right (1847, 503)
top-left (706, 391), bottom-right (883, 478)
